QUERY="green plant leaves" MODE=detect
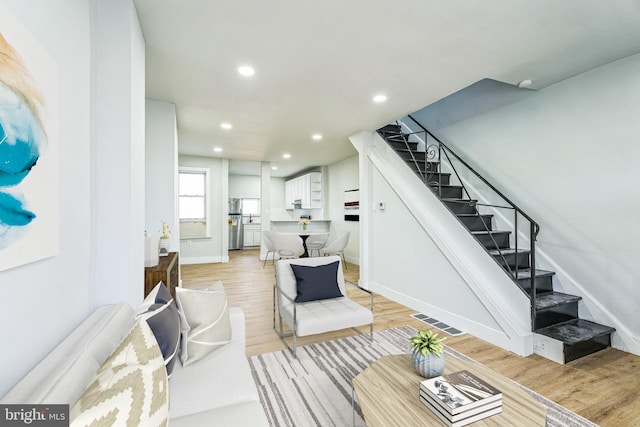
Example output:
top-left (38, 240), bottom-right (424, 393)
top-left (408, 330), bottom-right (445, 357)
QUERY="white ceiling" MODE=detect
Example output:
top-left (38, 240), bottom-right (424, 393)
top-left (133, 0), bottom-right (640, 177)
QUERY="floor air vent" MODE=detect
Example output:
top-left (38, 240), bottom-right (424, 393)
top-left (411, 313), bottom-right (465, 336)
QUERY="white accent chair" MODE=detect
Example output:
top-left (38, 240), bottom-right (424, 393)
top-left (322, 232), bottom-right (350, 268)
top-left (304, 232), bottom-right (329, 257)
top-left (270, 233), bottom-right (305, 259)
top-left (262, 231), bottom-right (277, 267)
top-left (273, 256), bottom-right (373, 357)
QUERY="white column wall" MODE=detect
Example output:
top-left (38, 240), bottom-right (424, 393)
top-left (145, 99), bottom-right (179, 252)
top-left (91, 0), bottom-right (146, 308)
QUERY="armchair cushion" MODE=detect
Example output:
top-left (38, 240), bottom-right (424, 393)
top-left (291, 260), bottom-right (343, 303)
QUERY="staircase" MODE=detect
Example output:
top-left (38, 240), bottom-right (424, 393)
top-left (377, 122), bottom-right (615, 364)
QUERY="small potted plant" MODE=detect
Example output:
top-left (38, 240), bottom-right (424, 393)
top-left (299, 218), bottom-right (310, 230)
top-left (409, 330), bottom-right (446, 378)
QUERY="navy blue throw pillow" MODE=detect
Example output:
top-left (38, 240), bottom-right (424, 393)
top-left (291, 261), bottom-right (343, 303)
top-left (136, 282), bottom-right (181, 377)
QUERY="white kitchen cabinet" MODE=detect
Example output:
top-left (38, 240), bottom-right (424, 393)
top-left (243, 224), bottom-right (262, 247)
top-left (284, 172), bottom-right (322, 209)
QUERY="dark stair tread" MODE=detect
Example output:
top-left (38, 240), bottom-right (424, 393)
top-left (535, 319), bottom-right (616, 345)
top-left (470, 230), bottom-right (511, 236)
top-left (535, 291), bottom-right (582, 311)
top-left (513, 268), bottom-right (555, 280)
top-left (487, 248), bottom-right (529, 256)
top-left (429, 184), bottom-right (462, 189)
top-left (442, 198), bottom-right (476, 204)
top-left (456, 213), bottom-right (491, 218)
top-left (378, 124), bottom-right (401, 132)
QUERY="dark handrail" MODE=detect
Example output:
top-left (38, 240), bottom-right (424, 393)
top-left (404, 114), bottom-right (541, 331)
top-left (408, 114), bottom-right (540, 239)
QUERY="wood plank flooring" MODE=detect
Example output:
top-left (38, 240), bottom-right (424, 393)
top-left (181, 249), bottom-right (640, 427)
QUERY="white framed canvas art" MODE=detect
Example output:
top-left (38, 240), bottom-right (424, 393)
top-left (0, 3), bottom-right (59, 272)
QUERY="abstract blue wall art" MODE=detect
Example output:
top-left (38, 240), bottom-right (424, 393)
top-left (0, 4), bottom-right (59, 272)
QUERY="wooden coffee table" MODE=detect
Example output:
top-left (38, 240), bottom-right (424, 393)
top-left (352, 354), bottom-right (546, 426)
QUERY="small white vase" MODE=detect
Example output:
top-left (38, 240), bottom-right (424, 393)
top-left (159, 237), bottom-right (170, 255)
top-left (411, 349), bottom-right (445, 378)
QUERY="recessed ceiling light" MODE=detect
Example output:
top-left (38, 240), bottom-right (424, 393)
top-left (312, 134), bottom-right (322, 141)
top-left (373, 94), bottom-right (387, 103)
top-left (220, 122), bottom-right (232, 130)
top-left (213, 147), bottom-right (223, 152)
top-left (282, 153), bottom-right (291, 159)
top-left (271, 166), bottom-right (278, 170)
top-left (238, 66), bottom-right (255, 77)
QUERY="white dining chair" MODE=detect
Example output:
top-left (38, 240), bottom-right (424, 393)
top-left (270, 233), bottom-right (305, 260)
top-left (304, 233), bottom-right (329, 257)
top-left (262, 230), bottom-right (277, 268)
top-left (322, 232), bottom-right (350, 268)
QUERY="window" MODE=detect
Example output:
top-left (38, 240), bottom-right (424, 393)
top-left (179, 167), bottom-right (210, 238)
top-left (241, 198), bottom-right (260, 216)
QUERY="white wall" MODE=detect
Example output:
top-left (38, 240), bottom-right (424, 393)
top-left (179, 155), bottom-right (228, 264)
top-left (146, 99), bottom-right (179, 252)
top-left (0, 0), bottom-right (146, 396)
top-left (229, 174), bottom-right (260, 199)
top-left (91, 0), bottom-right (145, 308)
top-left (327, 155), bottom-right (360, 264)
top-left (270, 177), bottom-right (285, 210)
top-left (434, 54), bottom-right (640, 353)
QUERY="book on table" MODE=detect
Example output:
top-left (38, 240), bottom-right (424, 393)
top-left (420, 394), bottom-right (503, 427)
top-left (420, 370), bottom-right (502, 415)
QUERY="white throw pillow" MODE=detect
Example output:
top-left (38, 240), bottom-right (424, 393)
top-left (70, 319), bottom-right (169, 427)
top-left (175, 281), bottom-right (231, 366)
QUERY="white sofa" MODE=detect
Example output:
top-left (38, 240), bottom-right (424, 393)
top-left (0, 303), bottom-right (269, 426)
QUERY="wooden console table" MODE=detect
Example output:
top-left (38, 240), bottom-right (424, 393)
top-left (144, 251), bottom-right (179, 300)
top-left (353, 354), bottom-right (546, 426)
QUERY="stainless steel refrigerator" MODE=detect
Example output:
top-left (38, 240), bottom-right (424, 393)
top-left (228, 198), bottom-right (243, 250)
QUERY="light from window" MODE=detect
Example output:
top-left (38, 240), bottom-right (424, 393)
top-left (179, 168), bottom-right (209, 238)
top-left (242, 198), bottom-right (260, 216)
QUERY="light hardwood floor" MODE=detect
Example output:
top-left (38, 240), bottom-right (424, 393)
top-left (181, 249), bottom-right (640, 427)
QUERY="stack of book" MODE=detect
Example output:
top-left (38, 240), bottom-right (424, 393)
top-left (419, 370), bottom-right (503, 426)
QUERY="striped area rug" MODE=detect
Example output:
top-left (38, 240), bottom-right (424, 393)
top-left (248, 326), bottom-right (598, 427)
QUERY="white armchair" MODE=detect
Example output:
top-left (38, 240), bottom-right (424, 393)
top-left (273, 256), bottom-right (373, 357)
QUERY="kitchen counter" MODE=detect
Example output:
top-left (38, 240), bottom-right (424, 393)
top-left (270, 219), bottom-right (331, 222)
top-left (270, 219), bottom-right (330, 233)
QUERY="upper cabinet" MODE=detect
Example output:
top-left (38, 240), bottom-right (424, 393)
top-left (285, 172), bottom-right (322, 209)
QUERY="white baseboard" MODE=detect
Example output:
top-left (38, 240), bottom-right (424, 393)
top-left (370, 281), bottom-right (532, 356)
top-left (344, 255), bottom-right (360, 266)
top-left (180, 256), bottom-right (227, 265)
